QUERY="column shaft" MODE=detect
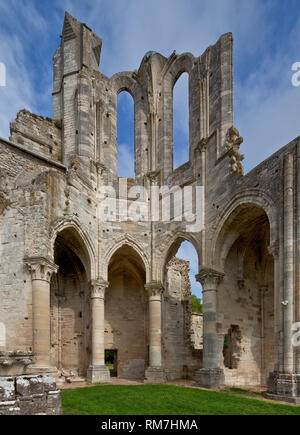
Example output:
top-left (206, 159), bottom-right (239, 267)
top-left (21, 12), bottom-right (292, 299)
top-left (297, 143), bottom-right (300, 372)
top-left (148, 293), bottom-right (162, 367)
top-left (87, 279), bottom-right (110, 383)
top-left (32, 279), bottom-right (51, 367)
top-left (283, 153), bottom-right (294, 373)
top-left (194, 268), bottom-right (224, 389)
top-left (144, 282), bottom-right (165, 383)
top-left (269, 243), bottom-right (280, 372)
top-left (91, 293), bottom-right (105, 366)
top-left (24, 257), bottom-right (58, 372)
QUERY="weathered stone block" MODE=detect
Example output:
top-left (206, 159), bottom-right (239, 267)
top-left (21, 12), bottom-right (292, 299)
top-left (194, 368), bottom-right (225, 389)
top-left (0, 377), bottom-right (15, 401)
top-left (16, 377), bottom-right (31, 396)
top-left (144, 367), bottom-right (166, 384)
top-left (87, 365), bottom-right (111, 384)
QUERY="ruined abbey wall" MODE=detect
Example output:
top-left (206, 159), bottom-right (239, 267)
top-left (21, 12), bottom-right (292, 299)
top-left (0, 12), bottom-right (300, 413)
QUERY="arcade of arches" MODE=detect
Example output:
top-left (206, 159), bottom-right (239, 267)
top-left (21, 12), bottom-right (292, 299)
top-left (43, 202), bottom-right (275, 389)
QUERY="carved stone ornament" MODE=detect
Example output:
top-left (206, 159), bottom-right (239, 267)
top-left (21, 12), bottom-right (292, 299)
top-left (225, 126), bottom-right (244, 176)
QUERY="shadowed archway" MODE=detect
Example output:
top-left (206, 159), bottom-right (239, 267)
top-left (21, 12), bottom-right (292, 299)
top-left (105, 245), bottom-right (148, 380)
top-left (50, 227), bottom-right (92, 378)
top-left (214, 203), bottom-right (274, 387)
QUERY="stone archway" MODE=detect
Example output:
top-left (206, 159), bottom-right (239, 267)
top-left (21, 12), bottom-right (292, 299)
top-left (214, 203), bottom-right (274, 387)
top-left (105, 245), bottom-right (148, 380)
top-left (162, 237), bottom-right (203, 380)
top-left (50, 228), bottom-right (91, 379)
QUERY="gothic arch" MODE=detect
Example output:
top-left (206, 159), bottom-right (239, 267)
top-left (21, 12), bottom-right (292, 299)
top-left (160, 231), bottom-right (200, 283)
top-left (109, 72), bottom-right (149, 178)
top-left (212, 190), bottom-right (277, 271)
top-left (50, 217), bottom-right (97, 280)
top-left (103, 234), bottom-right (150, 282)
top-left (160, 53), bottom-right (195, 177)
top-left (110, 72), bottom-right (137, 98)
top-left (162, 53), bottom-right (194, 88)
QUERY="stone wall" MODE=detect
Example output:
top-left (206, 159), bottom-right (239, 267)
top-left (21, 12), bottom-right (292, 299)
top-left (10, 109), bottom-right (62, 162)
top-left (0, 11), bottom-right (299, 409)
top-left (163, 257), bottom-right (202, 380)
top-left (0, 375), bottom-right (61, 415)
top-left (191, 314), bottom-right (203, 350)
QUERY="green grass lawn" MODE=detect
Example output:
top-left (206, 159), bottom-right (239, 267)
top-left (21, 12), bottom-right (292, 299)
top-left (61, 384), bottom-right (300, 415)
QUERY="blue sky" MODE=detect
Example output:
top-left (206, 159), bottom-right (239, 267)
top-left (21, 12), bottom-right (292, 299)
top-left (1, 0), bottom-right (300, 297)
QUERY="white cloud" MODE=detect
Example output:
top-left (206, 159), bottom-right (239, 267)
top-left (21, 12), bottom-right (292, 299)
top-left (1, 0), bottom-right (300, 173)
top-left (117, 143), bottom-right (135, 178)
top-left (0, 1), bottom-right (49, 139)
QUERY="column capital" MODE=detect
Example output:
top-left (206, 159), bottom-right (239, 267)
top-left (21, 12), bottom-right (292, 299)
top-left (146, 171), bottom-right (160, 186)
top-left (196, 267), bottom-right (224, 291)
top-left (145, 281), bottom-right (164, 297)
top-left (90, 279), bottom-right (109, 299)
top-left (268, 241), bottom-right (279, 259)
top-left (24, 257), bottom-right (58, 283)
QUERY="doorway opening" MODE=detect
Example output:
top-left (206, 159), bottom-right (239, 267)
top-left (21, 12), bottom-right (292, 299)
top-left (105, 350), bottom-right (118, 377)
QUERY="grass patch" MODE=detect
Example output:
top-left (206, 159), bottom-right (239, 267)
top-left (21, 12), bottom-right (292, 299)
top-left (226, 387), bottom-right (261, 397)
top-left (61, 384), bottom-right (300, 415)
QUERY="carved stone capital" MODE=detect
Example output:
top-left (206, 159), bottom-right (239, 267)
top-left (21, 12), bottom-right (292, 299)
top-left (24, 257), bottom-right (58, 283)
top-left (196, 137), bottom-right (208, 153)
top-left (90, 279), bottom-right (109, 299)
top-left (96, 162), bottom-right (108, 177)
top-left (146, 171), bottom-right (160, 186)
top-left (145, 281), bottom-right (164, 297)
top-left (268, 241), bottom-right (279, 259)
top-left (196, 267), bottom-right (224, 291)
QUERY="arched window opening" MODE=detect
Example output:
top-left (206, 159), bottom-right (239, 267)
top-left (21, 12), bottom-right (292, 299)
top-left (173, 72), bottom-right (189, 170)
top-left (117, 91), bottom-right (135, 178)
top-left (176, 240), bottom-right (202, 308)
top-left (165, 239), bottom-right (203, 357)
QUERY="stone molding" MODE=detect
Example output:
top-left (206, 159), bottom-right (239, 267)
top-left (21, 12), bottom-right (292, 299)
top-left (146, 171), bottom-right (161, 186)
top-left (145, 281), bottom-right (164, 297)
top-left (90, 279), bottom-right (109, 299)
top-left (268, 240), bottom-right (280, 259)
top-left (196, 267), bottom-right (224, 291)
top-left (24, 257), bottom-right (59, 283)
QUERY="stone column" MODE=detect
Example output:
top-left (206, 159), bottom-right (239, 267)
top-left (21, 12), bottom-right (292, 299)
top-left (268, 242), bottom-right (280, 373)
top-left (87, 279), bottom-right (110, 383)
top-left (194, 267), bottom-right (224, 389)
top-left (24, 257), bottom-right (58, 373)
top-left (144, 281), bottom-right (166, 383)
top-left (283, 153), bottom-right (294, 374)
top-left (297, 142), bottom-right (300, 373)
top-left (267, 154), bottom-right (300, 401)
top-left (259, 285), bottom-right (268, 378)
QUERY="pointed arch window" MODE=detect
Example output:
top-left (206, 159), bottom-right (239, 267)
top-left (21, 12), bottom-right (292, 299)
top-left (117, 91), bottom-right (135, 178)
top-left (173, 72), bottom-right (189, 170)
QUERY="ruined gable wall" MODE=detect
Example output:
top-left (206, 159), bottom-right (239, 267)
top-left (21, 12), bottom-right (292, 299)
top-left (0, 138), bottom-right (99, 371)
top-left (163, 257), bottom-right (202, 380)
top-left (10, 110), bottom-right (62, 163)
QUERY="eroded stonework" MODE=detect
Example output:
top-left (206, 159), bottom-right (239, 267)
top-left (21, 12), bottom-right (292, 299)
top-left (0, 12), bottom-right (300, 414)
